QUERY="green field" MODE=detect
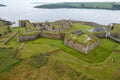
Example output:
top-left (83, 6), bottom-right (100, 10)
top-left (0, 56), bottom-right (94, 80)
top-left (113, 24), bottom-right (120, 33)
top-left (0, 36), bottom-right (119, 80)
top-left (68, 23), bottom-right (92, 33)
top-left (0, 48), bottom-right (20, 72)
top-left (20, 43), bottom-right (59, 58)
top-left (0, 22), bottom-right (120, 80)
top-left (54, 49), bottom-right (120, 80)
top-left (0, 26), bottom-right (10, 35)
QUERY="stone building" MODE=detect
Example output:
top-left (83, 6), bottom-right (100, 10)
top-left (19, 20), bottom-right (72, 33)
top-left (19, 20), bottom-right (27, 27)
top-left (93, 27), bottom-right (105, 32)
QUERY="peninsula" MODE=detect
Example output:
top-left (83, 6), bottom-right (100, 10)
top-left (0, 4), bottom-right (6, 7)
top-left (35, 2), bottom-right (120, 10)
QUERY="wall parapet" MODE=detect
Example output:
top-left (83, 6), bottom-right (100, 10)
top-left (64, 38), bottom-right (99, 54)
top-left (18, 33), bottom-right (40, 42)
top-left (18, 32), bottom-right (65, 42)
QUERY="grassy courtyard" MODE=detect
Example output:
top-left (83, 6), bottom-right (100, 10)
top-left (6, 33), bottom-right (118, 63)
top-left (31, 38), bottom-right (118, 63)
top-left (20, 43), bottom-right (59, 58)
top-left (67, 23), bottom-right (93, 33)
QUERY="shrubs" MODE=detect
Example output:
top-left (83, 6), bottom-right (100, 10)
top-left (29, 53), bottom-right (48, 68)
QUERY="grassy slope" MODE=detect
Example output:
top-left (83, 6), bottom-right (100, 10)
top-left (0, 48), bottom-right (20, 72)
top-left (111, 46), bottom-right (120, 80)
top-left (113, 24), bottom-right (120, 33)
top-left (0, 23), bottom-right (120, 80)
top-left (0, 56), bottom-right (93, 80)
top-left (54, 49), bottom-right (120, 80)
top-left (0, 39), bottom-right (119, 80)
top-left (0, 34), bottom-right (94, 80)
top-left (0, 31), bottom-right (16, 46)
top-left (0, 26), bottom-right (9, 35)
top-left (20, 43), bottom-right (58, 58)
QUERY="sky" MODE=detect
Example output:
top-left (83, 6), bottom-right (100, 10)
top-left (1, 0), bottom-right (120, 4)
top-left (0, 0), bottom-right (120, 6)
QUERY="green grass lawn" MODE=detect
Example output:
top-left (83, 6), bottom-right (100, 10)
top-left (67, 23), bottom-right (93, 33)
top-left (0, 25), bottom-right (120, 80)
top-left (113, 24), bottom-right (120, 33)
top-left (3, 27), bottom-right (26, 48)
top-left (65, 33), bottom-right (99, 46)
top-left (0, 31), bottom-right (17, 46)
top-left (54, 49), bottom-right (120, 80)
top-left (20, 43), bottom-right (58, 58)
top-left (0, 56), bottom-right (94, 80)
top-left (1, 19), bottom-right (120, 80)
top-left (31, 38), bottom-right (119, 63)
top-left (0, 37), bottom-right (120, 80)
top-left (0, 26), bottom-right (10, 35)
top-left (53, 23), bottom-right (62, 29)
top-left (0, 48), bottom-right (20, 72)
top-left (6, 34), bottom-right (22, 48)
top-left (13, 27), bottom-right (26, 33)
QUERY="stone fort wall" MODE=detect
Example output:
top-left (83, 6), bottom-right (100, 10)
top-left (64, 38), bottom-right (99, 54)
top-left (18, 32), bottom-right (65, 42)
top-left (94, 32), bottom-right (120, 38)
top-left (41, 32), bottom-right (64, 39)
top-left (18, 33), bottom-right (40, 42)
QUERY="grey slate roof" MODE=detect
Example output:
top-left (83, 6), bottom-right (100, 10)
top-left (94, 27), bottom-right (105, 32)
top-left (72, 30), bottom-right (83, 36)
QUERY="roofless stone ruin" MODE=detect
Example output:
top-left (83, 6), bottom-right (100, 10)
top-left (18, 20), bottom-right (120, 54)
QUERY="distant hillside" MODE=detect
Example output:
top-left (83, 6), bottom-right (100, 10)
top-left (0, 19), bottom-right (12, 26)
top-left (34, 2), bottom-right (120, 10)
top-left (0, 4), bottom-right (6, 7)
